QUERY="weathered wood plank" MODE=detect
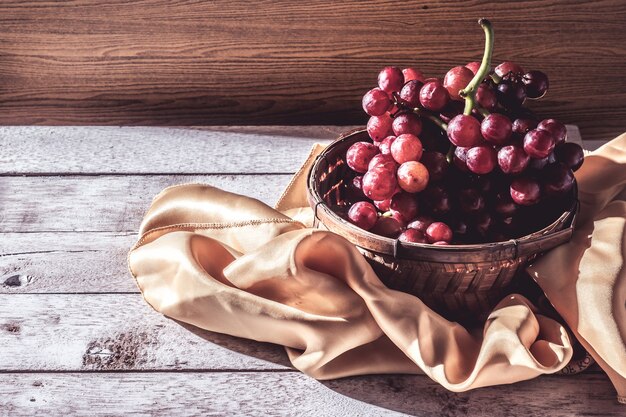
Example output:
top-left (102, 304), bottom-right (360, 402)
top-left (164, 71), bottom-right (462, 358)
top-left (0, 1), bottom-right (625, 142)
top-left (0, 125), bottom-right (581, 174)
top-left (0, 126), bottom-right (338, 174)
top-left (0, 372), bottom-right (622, 417)
top-left (0, 294), bottom-right (291, 371)
top-left (0, 232), bottom-right (137, 293)
top-left (0, 175), bottom-right (291, 232)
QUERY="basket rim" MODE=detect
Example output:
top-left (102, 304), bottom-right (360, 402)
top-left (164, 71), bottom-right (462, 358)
top-left (306, 128), bottom-right (579, 263)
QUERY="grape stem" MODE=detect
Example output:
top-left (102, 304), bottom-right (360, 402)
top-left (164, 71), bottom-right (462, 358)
top-left (410, 107), bottom-right (448, 131)
top-left (459, 18), bottom-right (495, 116)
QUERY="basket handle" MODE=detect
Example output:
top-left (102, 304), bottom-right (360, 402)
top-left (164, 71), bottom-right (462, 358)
top-left (514, 199), bottom-right (579, 258)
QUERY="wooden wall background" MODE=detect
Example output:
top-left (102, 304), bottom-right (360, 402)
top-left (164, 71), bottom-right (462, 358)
top-left (0, 0), bottom-right (624, 141)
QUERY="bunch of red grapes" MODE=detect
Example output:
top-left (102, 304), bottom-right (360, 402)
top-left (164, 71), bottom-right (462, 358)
top-left (343, 60), bottom-right (584, 245)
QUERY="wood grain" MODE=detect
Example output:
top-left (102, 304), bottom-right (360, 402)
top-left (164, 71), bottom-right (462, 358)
top-left (0, 1), bottom-right (624, 142)
top-left (0, 294), bottom-right (291, 371)
top-left (0, 126), bottom-right (339, 174)
top-left (0, 232), bottom-right (137, 293)
top-left (0, 125), bottom-right (579, 174)
top-left (1, 372), bottom-right (622, 417)
top-left (0, 175), bottom-right (290, 232)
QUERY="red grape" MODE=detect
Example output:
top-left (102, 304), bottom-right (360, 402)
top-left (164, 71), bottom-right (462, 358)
top-left (407, 216), bottom-right (434, 233)
top-left (426, 222), bottom-right (453, 243)
top-left (378, 66), bottom-right (404, 94)
top-left (399, 80), bottom-right (423, 108)
top-left (374, 198), bottom-right (391, 211)
top-left (367, 115), bottom-right (393, 141)
top-left (420, 151), bottom-right (449, 182)
top-left (510, 177), bottom-right (541, 205)
top-left (554, 142), bottom-right (584, 171)
top-left (522, 71), bottom-right (549, 99)
top-left (542, 163), bottom-right (575, 196)
top-left (497, 145), bottom-right (530, 174)
top-left (481, 113), bottom-right (512, 145)
top-left (475, 83), bottom-right (497, 110)
top-left (433, 241), bottom-right (450, 246)
top-left (390, 133), bottom-right (423, 164)
top-left (465, 61), bottom-right (482, 74)
top-left (362, 88), bottom-right (391, 116)
top-left (397, 161), bottom-right (429, 193)
top-left (370, 216), bottom-right (403, 238)
top-left (368, 153), bottom-right (397, 172)
top-left (378, 135), bottom-right (396, 155)
top-left (390, 192), bottom-right (419, 222)
top-left (346, 141), bottom-right (379, 173)
top-left (403, 67), bottom-right (425, 83)
top-left (447, 114), bottom-right (483, 147)
top-left (495, 62), bottom-right (525, 77)
top-left (348, 201), bottom-right (378, 230)
top-left (466, 146), bottom-right (497, 174)
top-left (443, 66), bottom-right (474, 100)
top-left (537, 119), bottom-right (567, 145)
top-left (523, 129), bottom-right (556, 159)
top-left (363, 167), bottom-right (397, 201)
top-left (392, 112), bottom-right (422, 137)
top-left (399, 228), bottom-right (428, 243)
top-left (419, 80), bottom-right (449, 111)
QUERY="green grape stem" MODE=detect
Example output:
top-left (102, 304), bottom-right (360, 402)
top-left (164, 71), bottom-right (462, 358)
top-left (459, 18), bottom-right (495, 116)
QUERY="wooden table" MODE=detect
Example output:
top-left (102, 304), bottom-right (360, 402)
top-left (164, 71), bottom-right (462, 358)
top-left (0, 126), bottom-right (622, 416)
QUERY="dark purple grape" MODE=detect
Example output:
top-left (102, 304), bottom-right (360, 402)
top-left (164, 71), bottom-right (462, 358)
top-left (497, 79), bottom-right (527, 108)
top-left (542, 163), bottom-right (575, 196)
top-left (522, 71), bottom-right (549, 99)
top-left (439, 100), bottom-right (464, 123)
top-left (474, 212), bottom-right (494, 237)
top-left (497, 145), bottom-right (530, 174)
top-left (419, 80), bottom-right (449, 111)
top-left (447, 115), bottom-right (483, 147)
top-left (481, 113), bottom-right (512, 145)
top-left (378, 66), bottom-right (404, 94)
top-left (420, 151), bottom-right (449, 182)
top-left (493, 192), bottom-right (518, 217)
top-left (399, 80), bottom-right (424, 108)
top-left (362, 88), bottom-right (391, 116)
top-left (466, 146), bottom-right (497, 174)
top-left (528, 153), bottom-right (554, 171)
top-left (421, 185), bottom-right (452, 215)
top-left (554, 142), bottom-right (584, 171)
top-left (523, 129), bottom-right (556, 159)
top-left (512, 118), bottom-right (538, 141)
top-left (537, 119), bottom-right (567, 145)
top-left (453, 146), bottom-right (470, 172)
top-left (458, 188), bottom-right (485, 214)
top-left (345, 175), bottom-right (366, 201)
top-left (348, 201), bottom-right (378, 230)
top-left (510, 177), bottom-right (541, 205)
top-left (346, 141), bottom-right (379, 173)
top-left (392, 112), bottom-right (422, 137)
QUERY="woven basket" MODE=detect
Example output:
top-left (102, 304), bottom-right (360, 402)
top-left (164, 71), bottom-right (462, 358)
top-left (307, 129), bottom-right (578, 323)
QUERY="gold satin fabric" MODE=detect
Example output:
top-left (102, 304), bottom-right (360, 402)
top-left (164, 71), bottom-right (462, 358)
top-left (129, 135), bottom-right (625, 398)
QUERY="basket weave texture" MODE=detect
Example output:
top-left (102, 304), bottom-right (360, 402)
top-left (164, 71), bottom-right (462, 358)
top-left (307, 129), bottom-right (578, 322)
